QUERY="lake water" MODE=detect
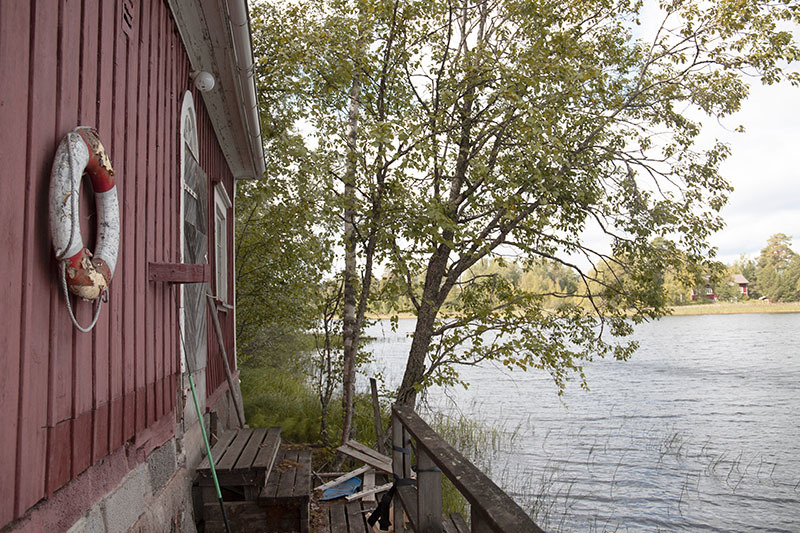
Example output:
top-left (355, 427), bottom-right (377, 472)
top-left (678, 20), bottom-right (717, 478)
top-left (362, 313), bottom-right (800, 532)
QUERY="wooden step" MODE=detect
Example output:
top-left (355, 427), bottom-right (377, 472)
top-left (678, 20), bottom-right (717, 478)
top-left (321, 499), bottom-right (377, 533)
top-left (322, 496), bottom-right (468, 533)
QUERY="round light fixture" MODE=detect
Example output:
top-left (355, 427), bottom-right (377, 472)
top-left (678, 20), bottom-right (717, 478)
top-left (190, 70), bottom-right (215, 92)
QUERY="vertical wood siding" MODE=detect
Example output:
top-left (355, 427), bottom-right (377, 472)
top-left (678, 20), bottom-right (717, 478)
top-left (0, 0), bottom-right (237, 527)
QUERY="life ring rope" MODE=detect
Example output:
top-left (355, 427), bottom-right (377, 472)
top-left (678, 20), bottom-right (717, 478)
top-left (60, 261), bottom-right (106, 333)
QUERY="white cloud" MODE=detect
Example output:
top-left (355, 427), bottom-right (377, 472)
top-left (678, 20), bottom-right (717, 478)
top-left (708, 80), bottom-right (800, 263)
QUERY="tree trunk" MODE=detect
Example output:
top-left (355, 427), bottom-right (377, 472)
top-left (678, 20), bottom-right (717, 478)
top-left (395, 245), bottom-right (451, 407)
top-left (396, 0), bottom-right (476, 407)
top-left (340, 72), bottom-right (362, 446)
top-left (395, 304), bottom-right (436, 407)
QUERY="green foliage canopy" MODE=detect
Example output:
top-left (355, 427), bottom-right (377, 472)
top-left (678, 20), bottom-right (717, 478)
top-left (754, 233), bottom-right (800, 301)
top-left (248, 0), bottom-right (800, 404)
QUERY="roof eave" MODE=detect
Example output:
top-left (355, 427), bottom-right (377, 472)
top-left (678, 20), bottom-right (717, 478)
top-left (167, 0), bottom-right (265, 181)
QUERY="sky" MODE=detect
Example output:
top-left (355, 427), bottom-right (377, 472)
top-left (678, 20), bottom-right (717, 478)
top-left (632, 4), bottom-right (800, 265)
top-left (569, 76), bottom-right (800, 273)
top-left (704, 79), bottom-right (800, 264)
top-left (567, 6), bottom-right (800, 271)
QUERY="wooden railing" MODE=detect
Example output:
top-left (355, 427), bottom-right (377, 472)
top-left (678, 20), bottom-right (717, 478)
top-left (391, 405), bottom-right (545, 533)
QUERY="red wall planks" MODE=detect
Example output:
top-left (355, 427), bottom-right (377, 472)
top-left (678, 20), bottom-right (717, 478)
top-left (0, 0), bottom-right (240, 527)
top-left (21, 0), bottom-right (60, 513)
top-left (118, 0), bottom-right (135, 451)
top-left (80, 0), bottom-right (110, 471)
top-left (134, 0), bottom-right (150, 440)
top-left (197, 102), bottom-right (237, 399)
top-left (0, 1), bottom-right (30, 525)
top-left (92, 0), bottom-right (113, 466)
top-left (110, 0), bottom-right (128, 455)
top-left (67, 1), bottom-right (97, 477)
top-left (153, 1), bottom-right (164, 424)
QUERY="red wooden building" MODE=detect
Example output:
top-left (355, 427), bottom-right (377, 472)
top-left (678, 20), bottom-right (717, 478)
top-left (690, 275), bottom-right (718, 302)
top-left (0, 0), bottom-right (263, 530)
top-left (732, 273), bottom-right (749, 297)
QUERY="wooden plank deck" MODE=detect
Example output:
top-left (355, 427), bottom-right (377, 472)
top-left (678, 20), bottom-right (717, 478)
top-left (260, 447), bottom-right (312, 533)
top-left (315, 499), bottom-right (378, 533)
top-left (261, 448), bottom-right (312, 501)
top-left (316, 497), bottom-right (468, 533)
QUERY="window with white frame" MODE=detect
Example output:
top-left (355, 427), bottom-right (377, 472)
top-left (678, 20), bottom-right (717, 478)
top-left (214, 182), bottom-right (232, 303)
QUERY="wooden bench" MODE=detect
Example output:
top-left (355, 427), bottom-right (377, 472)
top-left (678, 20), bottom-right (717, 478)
top-left (196, 427), bottom-right (282, 532)
top-left (259, 447), bottom-right (312, 533)
top-left (196, 426), bottom-right (282, 500)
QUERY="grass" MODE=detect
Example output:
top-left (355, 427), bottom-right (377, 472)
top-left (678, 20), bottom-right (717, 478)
top-left (668, 300), bottom-right (800, 316)
top-left (239, 336), bottom-right (322, 441)
top-left (239, 333), bottom-right (386, 452)
top-left (422, 409), bottom-right (521, 517)
top-left (241, 344), bottom-right (525, 521)
top-left (370, 301), bottom-right (800, 321)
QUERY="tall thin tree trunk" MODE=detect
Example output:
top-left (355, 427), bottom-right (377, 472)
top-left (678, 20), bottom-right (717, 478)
top-left (340, 2), bottom-right (398, 443)
top-left (341, 72), bottom-right (362, 446)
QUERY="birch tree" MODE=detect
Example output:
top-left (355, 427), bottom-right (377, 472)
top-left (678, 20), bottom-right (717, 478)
top-left (251, 0), bottom-right (414, 440)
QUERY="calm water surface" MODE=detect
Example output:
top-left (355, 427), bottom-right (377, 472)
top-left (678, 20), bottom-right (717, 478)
top-left (363, 313), bottom-right (800, 532)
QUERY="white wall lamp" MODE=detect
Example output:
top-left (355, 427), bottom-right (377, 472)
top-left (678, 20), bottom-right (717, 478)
top-left (190, 70), bottom-right (215, 92)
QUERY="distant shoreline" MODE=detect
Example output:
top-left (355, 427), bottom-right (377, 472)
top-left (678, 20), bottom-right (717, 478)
top-left (368, 301), bottom-right (800, 321)
top-left (666, 301), bottom-right (800, 316)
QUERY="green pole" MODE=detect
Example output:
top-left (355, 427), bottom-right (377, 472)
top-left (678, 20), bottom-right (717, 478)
top-left (173, 289), bottom-right (230, 531)
top-left (188, 372), bottom-right (231, 532)
top-left (188, 373), bottom-right (221, 498)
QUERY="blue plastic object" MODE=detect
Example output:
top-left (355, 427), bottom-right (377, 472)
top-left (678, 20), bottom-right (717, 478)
top-left (320, 477), bottom-right (362, 501)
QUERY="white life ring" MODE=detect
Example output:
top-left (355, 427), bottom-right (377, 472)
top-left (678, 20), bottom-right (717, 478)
top-left (49, 127), bottom-right (120, 303)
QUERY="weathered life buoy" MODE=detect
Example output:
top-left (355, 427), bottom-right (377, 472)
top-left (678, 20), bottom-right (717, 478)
top-left (49, 127), bottom-right (120, 303)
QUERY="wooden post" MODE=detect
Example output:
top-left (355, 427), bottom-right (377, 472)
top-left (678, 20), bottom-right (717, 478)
top-left (402, 427), bottom-right (412, 480)
top-left (206, 294), bottom-right (246, 428)
top-left (392, 404), bottom-right (545, 532)
top-left (470, 507), bottom-right (493, 533)
top-left (363, 469), bottom-right (376, 503)
top-left (417, 446), bottom-right (442, 532)
top-left (370, 378), bottom-right (386, 455)
top-left (392, 414), bottom-right (405, 531)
